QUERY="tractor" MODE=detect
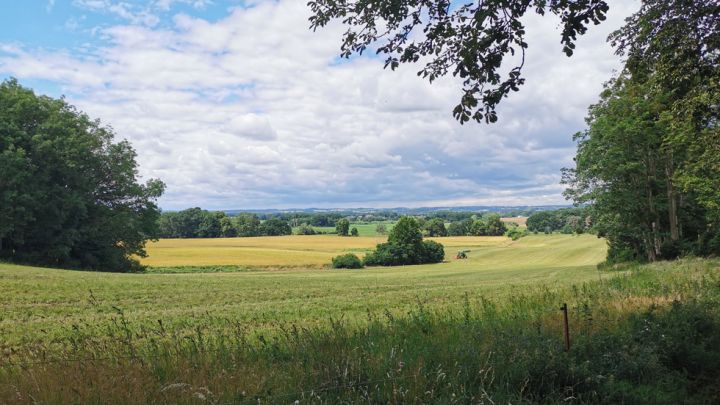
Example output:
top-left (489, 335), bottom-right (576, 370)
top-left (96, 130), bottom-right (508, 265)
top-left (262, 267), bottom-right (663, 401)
top-left (455, 250), bottom-right (470, 259)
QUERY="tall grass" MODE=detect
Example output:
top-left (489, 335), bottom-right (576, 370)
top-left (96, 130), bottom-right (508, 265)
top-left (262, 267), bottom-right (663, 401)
top-left (1, 259), bottom-right (718, 403)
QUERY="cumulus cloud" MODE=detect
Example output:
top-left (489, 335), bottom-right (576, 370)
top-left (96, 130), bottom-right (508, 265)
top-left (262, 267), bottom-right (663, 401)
top-left (0, 0), bottom-right (640, 209)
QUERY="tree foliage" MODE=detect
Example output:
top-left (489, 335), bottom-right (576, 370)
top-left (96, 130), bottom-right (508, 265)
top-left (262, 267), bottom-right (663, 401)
top-left (447, 214), bottom-right (507, 237)
top-left (364, 216), bottom-right (444, 266)
top-left (157, 210), bottom-right (293, 238)
top-left (259, 218), bottom-right (293, 236)
top-left (526, 208), bottom-right (590, 234)
top-left (336, 218), bottom-right (351, 236)
top-left (424, 218), bottom-right (448, 237)
top-left (296, 223), bottom-right (317, 235)
top-left (0, 79), bottom-right (164, 272)
top-left (563, 0), bottom-right (720, 263)
top-left (308, 0), bottom-right (609, 123)
top-left (331, 253), bottom-right (364, 269)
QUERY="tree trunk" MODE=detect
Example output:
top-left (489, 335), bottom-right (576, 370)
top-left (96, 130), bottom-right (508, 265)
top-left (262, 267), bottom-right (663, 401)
top-left (665, 154), bottom-right (680, 241)
top-left (647, 153), bottom-right (662, 260)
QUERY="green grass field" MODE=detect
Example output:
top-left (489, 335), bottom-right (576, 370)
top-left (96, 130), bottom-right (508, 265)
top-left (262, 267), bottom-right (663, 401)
top-left (2, 235), bottom-right (720, 403)
top-left (2, 235), bottom-right (605, 350)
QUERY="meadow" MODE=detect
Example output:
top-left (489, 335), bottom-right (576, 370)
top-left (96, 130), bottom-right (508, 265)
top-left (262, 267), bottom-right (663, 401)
top-left (140, 234), bottom-right (534, 268)
top-left (2, 234), bottom-right (719, 403)
top-left (2, 234), bottom-right (605, 349)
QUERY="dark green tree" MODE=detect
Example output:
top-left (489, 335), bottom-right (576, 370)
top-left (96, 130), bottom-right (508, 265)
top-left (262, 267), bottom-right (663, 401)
top-left (350, 226), bottom-right (359, 237)
top-left (448, 219), bottom-right (473, 236)
top-left (197, 211), bottom-right (223, 238)
top-left (297, 223), bottom-right (317, 235)
top-left (483, 214), bottom-right (507, 236)
top-left (0, 79), bottom-right (164, 272)
top-left (236, 213), bottom-right (261, 237)
top-left (564, 0), bottom-right (720, 262)
top-left (424, 218), bottom-right (448, 237)
top-left (388, 216), bottom-right (423, 246)
top-left (336, 218), bottom-right (350, 236)
top-left (364, 216), bottom-right (444, 266)
top-left (219, 215), bottom-right (237, 237)
top-left (308, 0), bottom-right (609, 123)
top-left (259, 218), bottom-right (292, 236)
top-left (469, 219), bottom-right (487, 236)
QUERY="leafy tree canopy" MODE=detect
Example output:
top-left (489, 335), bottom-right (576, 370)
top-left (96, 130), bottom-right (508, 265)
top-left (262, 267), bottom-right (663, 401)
top-left (424, 218), bottom-right (448, 237)
top-left (364, 216), bottom-right (444, 266)
top-left (563, 0), bottom-right (720, 263)
top-left (388, 216), bottom-right (423, 246)
top-left (309, 0), bottom-right (609, 123)
top-left (336, 218), bottom-right (351, 236)
top-left (0, 79), bottom-right (164, 272)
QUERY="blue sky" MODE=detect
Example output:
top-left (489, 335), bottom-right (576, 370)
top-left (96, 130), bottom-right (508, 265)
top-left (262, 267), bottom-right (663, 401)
top-left (0, 1), bottom-right (639, 210)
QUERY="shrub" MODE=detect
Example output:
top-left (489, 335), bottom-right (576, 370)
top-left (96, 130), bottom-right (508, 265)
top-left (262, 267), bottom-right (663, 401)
top-left (421, 240), bottom-right (445, 263)
top-left (505, 226), bottom-right (529, 241)
top-left (331, 253), bottom-right (363, 269)
top-left (350, 227), bottom-right (359, 236)
top-left (363, 242), bottom-right (419, 266)
top-left (296, 223), bottom-right (316, 235)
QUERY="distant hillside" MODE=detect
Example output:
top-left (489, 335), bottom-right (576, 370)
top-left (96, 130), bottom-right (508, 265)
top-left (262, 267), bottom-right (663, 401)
top-left (222, 205), bottom-right (571, 216)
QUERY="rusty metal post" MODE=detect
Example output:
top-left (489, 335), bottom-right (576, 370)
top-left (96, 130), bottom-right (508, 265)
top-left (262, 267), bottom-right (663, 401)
top-left (560, 303), bottom-right (570, 352)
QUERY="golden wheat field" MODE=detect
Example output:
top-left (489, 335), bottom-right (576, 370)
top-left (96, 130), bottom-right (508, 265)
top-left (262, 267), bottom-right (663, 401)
top-left (141, 235), bottom-right (511, 268)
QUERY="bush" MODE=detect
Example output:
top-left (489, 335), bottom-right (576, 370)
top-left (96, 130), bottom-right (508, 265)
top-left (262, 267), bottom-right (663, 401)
top-left (296, 223), bottom-right (316, 235)
top-left (421, 240), bottom-right (445, 263)
top-left (331, 253), bottom-right (364, 269)
top-left (505, 226), bottom-right (529, 241)
top-left (363, 242), bottom-right (419, 266)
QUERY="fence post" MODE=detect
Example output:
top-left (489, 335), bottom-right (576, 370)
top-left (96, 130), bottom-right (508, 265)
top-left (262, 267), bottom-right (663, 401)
top-left (560, 303), bottom-right (570, 352)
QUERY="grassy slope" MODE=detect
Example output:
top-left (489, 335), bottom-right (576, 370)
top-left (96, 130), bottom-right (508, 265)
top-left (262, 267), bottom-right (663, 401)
top-left (1, 235), bottom-right (605, 350)
top-left (1, 258), bottom-right (718, 403)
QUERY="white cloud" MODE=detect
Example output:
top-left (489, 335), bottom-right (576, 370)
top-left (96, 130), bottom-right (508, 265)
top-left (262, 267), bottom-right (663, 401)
top-left (72, 0), bottom-right (160, 26)
top-left (223, 114), bottom-right (277, 140)
top-left (0, 0), bottom-right (640, 209)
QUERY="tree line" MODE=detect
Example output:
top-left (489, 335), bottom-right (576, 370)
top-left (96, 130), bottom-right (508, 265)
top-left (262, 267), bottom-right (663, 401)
top-left (445, 214), bottom-right (508, 237)
top-left (526, 208), bottom-right (591, 234)
top-left (563, 0), bottom-right (720, 264)
top-left (157, 208), bottom-right (292, 238)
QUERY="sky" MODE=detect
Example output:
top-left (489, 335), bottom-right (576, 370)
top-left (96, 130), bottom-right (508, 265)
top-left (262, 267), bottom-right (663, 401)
top-left (0, 0), bottom-right (640, 210)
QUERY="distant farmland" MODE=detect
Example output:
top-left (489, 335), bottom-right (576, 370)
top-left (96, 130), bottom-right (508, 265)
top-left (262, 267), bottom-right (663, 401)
top-left (141, 234), bottom-right (506, 268)
top-left (501, 216), bottom-right (528, 227)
